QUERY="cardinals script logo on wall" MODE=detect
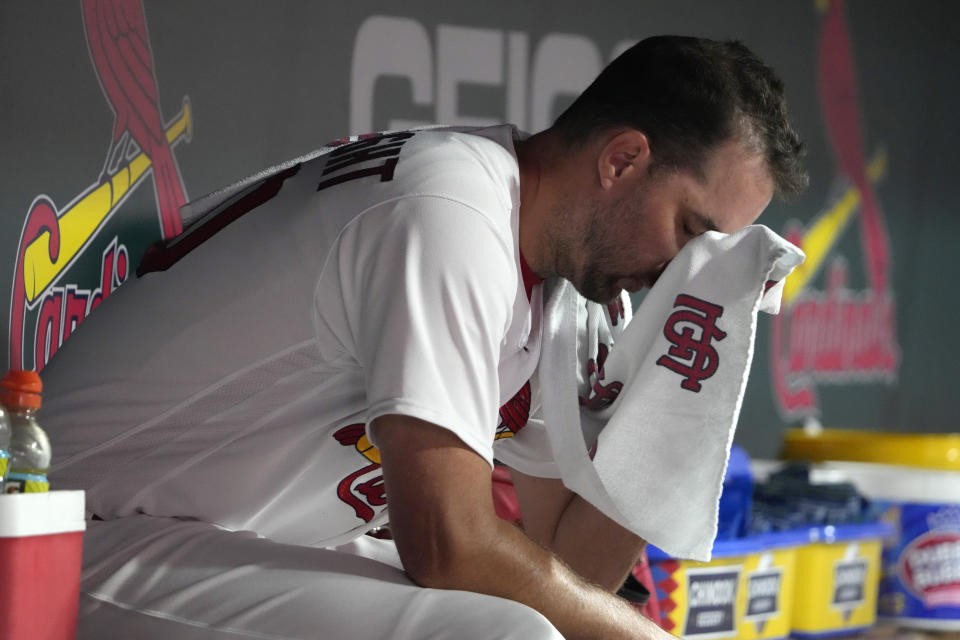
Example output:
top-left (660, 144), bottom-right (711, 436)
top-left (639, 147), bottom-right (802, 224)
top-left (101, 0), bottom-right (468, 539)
top-left (657, 294), bottom-right (727, 392)
top-left (7, 0), bottom-right (191, 371)
top-left (770, 0), bottom-right (899, 419)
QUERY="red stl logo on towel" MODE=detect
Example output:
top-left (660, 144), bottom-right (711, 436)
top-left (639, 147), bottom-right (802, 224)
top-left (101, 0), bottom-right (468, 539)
top-left (656, 294), bottom-right (727, 393)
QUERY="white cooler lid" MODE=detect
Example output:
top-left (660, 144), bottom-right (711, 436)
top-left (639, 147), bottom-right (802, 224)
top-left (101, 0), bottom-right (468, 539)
top-left (0, 490), bottom-right (86, 537)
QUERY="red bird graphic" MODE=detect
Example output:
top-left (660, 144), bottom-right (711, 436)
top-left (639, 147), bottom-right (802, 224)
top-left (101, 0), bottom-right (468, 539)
top-left (82, 0), bottom-right (186, 239)
top-left (818, 0), bottom-right (891, 293)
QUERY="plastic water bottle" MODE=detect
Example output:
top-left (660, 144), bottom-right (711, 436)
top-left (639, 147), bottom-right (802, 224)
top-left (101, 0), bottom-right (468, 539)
top-left (0, 404), bottom-right (10, 490)
top-left (1, 370), bottom-right (51, 493)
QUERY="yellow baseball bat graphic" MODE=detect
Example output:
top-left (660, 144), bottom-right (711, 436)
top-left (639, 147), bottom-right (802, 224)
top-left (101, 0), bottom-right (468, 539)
top-left (21, 97), bottom-right (191, 304)
top-left (782, 149), bottom-right (886, 307)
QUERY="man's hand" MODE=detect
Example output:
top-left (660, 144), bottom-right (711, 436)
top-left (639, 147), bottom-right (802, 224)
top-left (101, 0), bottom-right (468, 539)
top-left (509, 469), bottom-right (647, 592)
top-left (371, 414), bottom-right (674, 640)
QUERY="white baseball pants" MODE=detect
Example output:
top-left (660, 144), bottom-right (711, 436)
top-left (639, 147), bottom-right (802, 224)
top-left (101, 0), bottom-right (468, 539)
top-left (77, 516), bottom-right (563, 639)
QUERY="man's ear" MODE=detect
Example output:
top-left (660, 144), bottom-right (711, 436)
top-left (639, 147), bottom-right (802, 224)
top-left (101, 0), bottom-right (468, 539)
top-left (597, 130), bottom-right (652, 191)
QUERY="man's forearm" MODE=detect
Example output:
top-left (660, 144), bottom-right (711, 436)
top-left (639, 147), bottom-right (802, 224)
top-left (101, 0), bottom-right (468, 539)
top-left (374, 415), bottom-right (671, 639)
top-left (551, 494), bottom-right (647, 591)
top-left (409, 511), bottom-right (670, 640)
top-left (510, 469), bottom-right (647, 592)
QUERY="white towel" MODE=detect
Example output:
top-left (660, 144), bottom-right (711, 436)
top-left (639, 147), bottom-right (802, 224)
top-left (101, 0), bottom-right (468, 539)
top-left (538, 225), bottom-right (804, 561)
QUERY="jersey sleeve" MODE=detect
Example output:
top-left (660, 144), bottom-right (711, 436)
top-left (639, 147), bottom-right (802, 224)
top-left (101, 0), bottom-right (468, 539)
top-left (329, 195), bottom-right (516, 467)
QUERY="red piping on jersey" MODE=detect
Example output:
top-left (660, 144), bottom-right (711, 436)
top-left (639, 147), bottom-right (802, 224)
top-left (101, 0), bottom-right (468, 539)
top-left (137, 164), bottom-right (301, 276)
top-left (519, 252), bottom-right (543, 302)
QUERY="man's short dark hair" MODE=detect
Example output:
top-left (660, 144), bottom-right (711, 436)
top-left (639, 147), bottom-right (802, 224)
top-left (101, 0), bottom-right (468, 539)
top-left (552, 35), bottom-right (808, 196)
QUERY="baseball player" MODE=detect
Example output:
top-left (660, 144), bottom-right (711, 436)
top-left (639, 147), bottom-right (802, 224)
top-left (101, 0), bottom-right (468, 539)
top-left (40, 35), bottom-right (806, 639)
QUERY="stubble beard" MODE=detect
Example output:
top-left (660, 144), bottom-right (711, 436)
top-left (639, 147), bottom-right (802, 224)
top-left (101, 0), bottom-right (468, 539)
top-left (577, 230), bottom-right (621, 303)
top-left (563, 199), bottom-right (623, 305)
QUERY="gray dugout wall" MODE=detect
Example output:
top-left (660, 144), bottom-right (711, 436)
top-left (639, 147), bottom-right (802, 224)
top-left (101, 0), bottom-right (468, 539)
top-left (2, 1), bottom-right (958, 457)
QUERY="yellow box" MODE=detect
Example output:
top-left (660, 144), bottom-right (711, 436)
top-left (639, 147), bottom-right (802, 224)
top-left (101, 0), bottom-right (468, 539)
top-left (739, 541), bottom-right (801, 640)
top-left (649, 532), bottom-right (804, 639)
top-left (790, 524), bottom-right (890, 638)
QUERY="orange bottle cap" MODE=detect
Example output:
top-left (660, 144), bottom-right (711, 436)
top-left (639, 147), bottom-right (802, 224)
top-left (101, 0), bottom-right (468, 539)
top-left (0, 370), bottom-right (42, 410)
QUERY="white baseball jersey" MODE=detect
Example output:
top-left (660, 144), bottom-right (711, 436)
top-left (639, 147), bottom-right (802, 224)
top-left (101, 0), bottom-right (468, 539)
top-left (42, 125), bottom-right (548, 546)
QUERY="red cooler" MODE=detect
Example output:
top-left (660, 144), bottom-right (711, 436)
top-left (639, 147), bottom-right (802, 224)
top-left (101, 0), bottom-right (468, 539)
top-left (0, 490), bottom-right (85, 640)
